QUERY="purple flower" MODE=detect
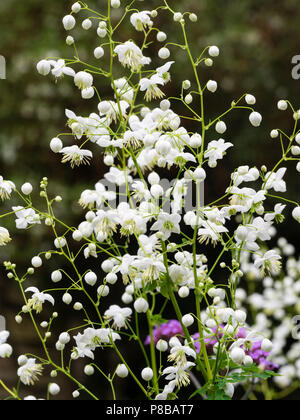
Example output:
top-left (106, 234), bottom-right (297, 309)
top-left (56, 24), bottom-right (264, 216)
top-left (145, 320), bottom-right (183, 345)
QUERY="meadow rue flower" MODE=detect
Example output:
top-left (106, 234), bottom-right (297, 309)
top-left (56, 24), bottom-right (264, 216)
top-left (130, 11), bottom-right (153, 31)
top-left (204, 139), bottom-right (233, 168)
top-left (17, 358), bottom-right (43, 386)
top-left (139, 75), bottom-right (165, 101)
top-left (25, 287), bottom-right (55, 314)
top-left (0, 176), bottom-right (15, 200)
top-left (0, 227), bottom-right (11, 246)
top-left (254, 250), bottom-right (282, 275)
top-left (60, 145), bottom-right (93, 168)
top-left (12, 206), bottom-right (40, 229)
top-left (104, 305), bottom-right (132, 329)
top-left (114, 41), bottom-right (151, 72)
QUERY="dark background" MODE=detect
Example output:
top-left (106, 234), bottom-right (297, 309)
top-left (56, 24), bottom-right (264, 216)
top-left (0, 0), bottom-right (299, 400)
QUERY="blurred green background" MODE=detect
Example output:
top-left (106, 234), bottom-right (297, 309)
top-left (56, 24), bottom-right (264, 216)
top-left (0, 0), bottom-right (300, 400)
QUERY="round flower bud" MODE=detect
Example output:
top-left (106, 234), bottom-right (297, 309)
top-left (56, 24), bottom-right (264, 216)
top-left (209, 46), bottom-right (220, 57)
top-left (150, 184), bottom-right (164, 199)
top-left (157, 32), bottom-right (167, 42)
top-left (295, 134), bottom-right (300, 145)
top-left (94, 47), bottom-right (105, 59)
top-left (205, 58), bottom-right (213, 67)
top-left (82, 19), bottom-right (92, 30)
top-left (111, 0), bottom-right (121, 8)
top-left (185, 94), bottom-right (193, 105)
top-left (183, 80), bottom-right (191, 90)
top-left (249, 111), bottom-right (262, 127)
top-left (31, 256), bottom-right (42, 268)
top-left (116, 364), bottom-right (129, 378)
top-left (207, 80), bottom-right (218, 93)
top-left (296, 162), bottom-right (300, 173)
top-left (72, 230), bottom-right (83, 242)
top-left (18, 355), bottom-right (28, 366)
top-left (225, 383), bottom-right (235, 399)
top-left (216, 121), bottom-right (227, 134)
top-left (178, 286), bottom-right (190, 298)
top-left (134, 298), bottom-right (149, 313)
top-left (158, 48), bottom-right (170, 60)
top-left (244, 356), bottom-right (254, 367)
top-left (82, 87), bottom-right (95, 99)
top-left (189, 13), bottom-right (198, 22)
top-left (234, 310), bottom-right (247, 324)
top-left (63, 15), bottom-right (76, 31)
top-left (278, 100), bottom-right (288, 111)
top-left (245, 94), bottom-right (256, 105)
top-left (15, 315), bottom-right (23, 324)
top-left (84, 365), bottom-right (95, 376)
top-left (160, 99), bottom-right (171, 111)
top-left (72, 2), bottom-right (81, 13)
top-left (141, 368), bottom-right (154, 382)
top-left (148, 172), bottom-right (160, 185)
top-left (50, 138), bottom-right (63, 153)
top-left (97, 285), bottom-right (110, 297)
top-left (174, 13), bottom-right (183, 22)
top-left (97, 28), bottom-right (107, 38)
top-left (66, 36), bottom-right (74, 46)
top-left (50, 370), bottom-right (57, 378)
top-left (156, 340), bottom-right (168, 352)
top-left (37, 60), bottom-right (51, 76)
top-left (122, 293), bottom-right (133, 304)
top-left (84, 272), bottom-right (98, 287)
top-left (106, 273), bottom-right (118, 285)
top-left (51, 270), bottom-right (62, 284)
top-left (74, 302), bottom-right (83, 311)
top-left (291, 146), bottom-right (300, 156)
top-left (101, 259), bottom-right (114, 273)
top-left (21, 183), bottom-right (33, 196)
top-left (72, 391), bottom-right (80, 399)
top-left (182, 314), bottom-right (194, 327)
top-left (62, 293), bottom-right (73, 305)
top-left (292, 207), bottom-right (300, 223)
top-left (190, 133), bottom-right (202, 148)
top-left (59, 333), bottom-right (71, 345)
top-left (193, 167), bottom-right (206, 182)
top-left (270, 129), bottom-right (279, 139)
top-left (54, 237), bottom-right (66, 249)
top-left (261, 339), bottom-right (273, 353)
top-left (230, 347), bottom-right (246, 365)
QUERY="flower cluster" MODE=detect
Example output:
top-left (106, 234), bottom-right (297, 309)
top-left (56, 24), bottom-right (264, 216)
top-left (0, 0), bottom-right (299, 401)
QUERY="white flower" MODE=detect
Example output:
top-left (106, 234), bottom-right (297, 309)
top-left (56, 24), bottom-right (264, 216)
top-left (0, 331), bottom-right (13, 359)
top-left (0, 227), bottom-right (11, 246)
top-left (151, 212), bottom-right (181, 239)
top-left (12, 206), bottom-right (40, 229)
top-left (130, 11), bottom-right (153, 31)
top-left (50, 59), bottom-right (75, 78)
top-left (163, 362), bottom-right (195, 388)
top-left (25, 287), bottom-right (55, 314)
top-left (254, 250), bottom-right (282, 275)
top-left (139, 75), bottom-right (165, 101)
top-left (198, 221), bottom-right (228, 244)
top-left (60, 145), bottom-right (93, 168)
top-left (265, 168), bottom-right (287, 192)
top-left (168, 343), bottom-right (196, 366)
top-left (114, 41), bottom-right (151, 72)
top-left (0, 176), bottom-right (15, 200)
top-left (104, 305), bottom-right (133, 329)
top-left (204, 139), bottom-right (233, 168)
top-left (17, 358), bottom-right (43, 386)
top-left (98, 100), bottom-right (129, 123)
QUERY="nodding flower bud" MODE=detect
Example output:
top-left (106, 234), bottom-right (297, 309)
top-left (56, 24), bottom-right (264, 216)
top-left (277, 100), bottom-right (288, 111)
top-left (182, 314), bottom-right (194, 327)
top-left (116, 364), bottom-right (129, 378)
top-left (208, 46), bottom-right (220, 57)
top-left (207, 80), bottom-right (218, 93)
top-left (141, 368), bottom-right (154, 381)
top-left (134, 298), bottom-right (149, 313)
top-left (62, 15), bottom-right (76, 31)
top-left (230, 347), bottom-right (246, 365)
top-left (245, 94), bottom-right (256, 105)
top-left (292, 207), bottom-right (300, 223)
top-left (249, 111), bottom-right (262, 127)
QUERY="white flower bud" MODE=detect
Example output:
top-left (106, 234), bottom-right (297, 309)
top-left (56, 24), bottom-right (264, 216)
top-left (261, 339), bottom-right (273, 353)
top-left (185, 94), bottom-right (193, 105)
top-left (111, 0), bottom-right (120, 8)
top-left (158, 48), bottom-right (170, 60)
top-left (148, 172), bottom-right (160, 185)
top-left (193, 167), bottom-right (206, 182)
top-left (72, 2), bottom-right (81, 13)
top-left (74, 302), bottom-right (83, 311)
top-left (37, 60), bottom-right (51, 76)
top-left (230, 347), bottom-right (246, 365)
top-left (18, 355), bottom-right (28, 366)
top-left (122, 293), bottom-right (133, 304)
top-left (234, 310), bottom-right (247, 324)
top-left (116, 364), bottom-right (129, 378)
top-left (183, 80), bottom-right (191, 90)
top-left (156, 340), bottom-right (168, 352)
top-left (157, 32), bottom-right (167, 42)
top-left (292, 207), bottom-right (300, 223)
top-left (74, 71), bottom-right (93, 90)
top-left (141, 368), bottom-right (154, 381)
top-left (270, 130), bottom-right (279, 139)
top-left (216, 121), bottom-right (227, 134)
top-left (207, 80), bottom-right (218, 93)
top-left (295, 133), bottom-right (300, 145)
top-left (174, 13), bottom-right (183, 22)
top-left (51, 270), bottom-right (62, 283)
top-left (189, 13), bottom-right (198, 22)
top-left (21, 183), bottom-right (33, 196)
top-left (225, 383), bottom-right (235, 399)
top-left (72, 230), bottom-right (83, 242)
top-left (97, 285), bottom-right (110, 297)
top-left (63, 15), bottom-right (76, 31)
top-left (245, 94), bottom-right (256, 105)
top-left (249, 111), bottom-right (262, 127)
top-left (182, 314), bottom-right (194, 327)
top-left (244, 356), bottom-right (254, 367)
top-left (106, 273), bottom-right (118, 285)
top-left (59, 333), bottom-right (71, 345)
top-left (94, 47), bottom-right (105, 59)
top-left (84, 365), bottom-right (95, 376)
top-left (82, 87), bottom-right (95, 99)
top-left (84, 272), bottom-right (97, 286)
top-left (150, 184), bottom-right (164, 199)
top-left (209, 46), bottom-right (220, 57)
top-left (82, 19), bottom-right (92, 30)
top-left (190, 133), bottom-right (202, 148)
top-left (134, 298), bottom-right (149, 313)
top-left (278, 100), bottom-right (288, 111)
top-left (31, 256), bottom-right (42, 268)
top-left (178, 286), bottom-right (190, 298)
top-left (62, 293), bottom-right (73, 305)
top-left (66, 36), bottom-right (74, 46)
top-left (72, 391), bottom-right (80, 399)
top-left (50, 137), bottom-right (63, 153)
top-left (54, 237), bottom-right (66, 248)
